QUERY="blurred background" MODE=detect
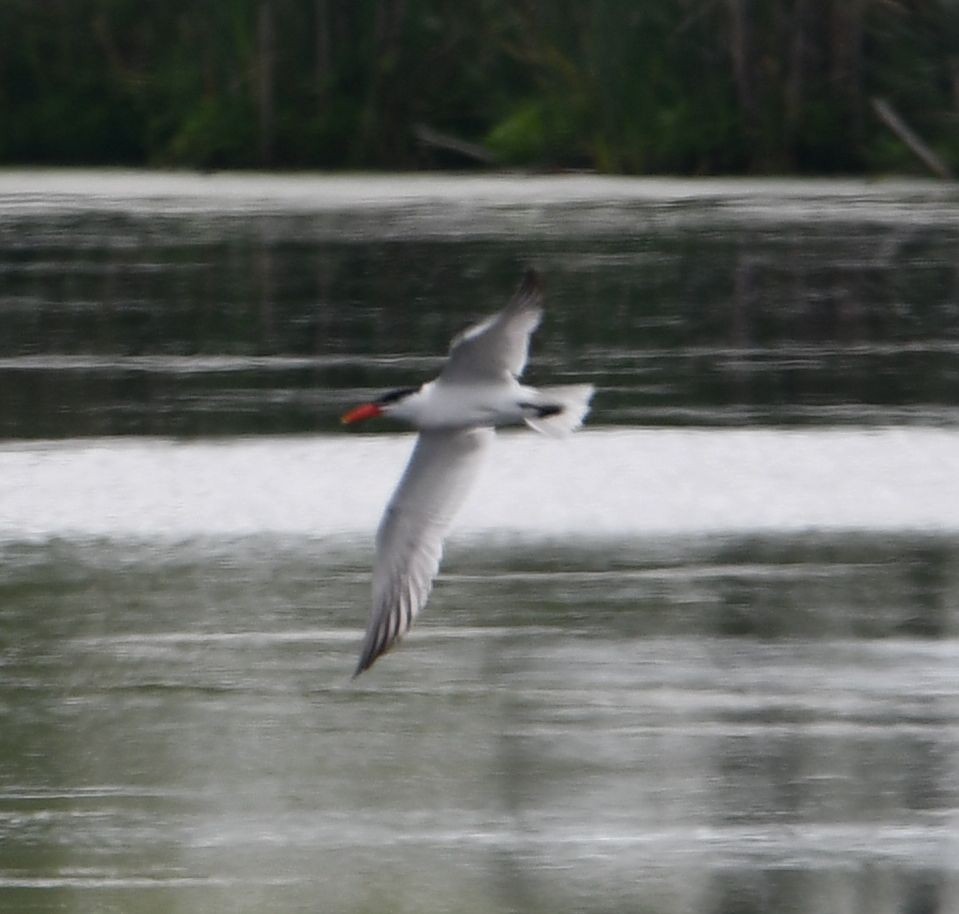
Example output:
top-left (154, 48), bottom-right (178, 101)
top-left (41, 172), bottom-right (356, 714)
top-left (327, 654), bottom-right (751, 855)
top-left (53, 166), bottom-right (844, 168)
top-left (2, 4), bottom-right (959, 914)
top-left (1, 0), bottom-right (958, 175)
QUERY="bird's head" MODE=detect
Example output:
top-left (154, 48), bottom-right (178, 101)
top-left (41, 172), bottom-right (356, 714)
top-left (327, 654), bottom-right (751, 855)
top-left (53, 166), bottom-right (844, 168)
top-left (341, 386), bottom-right (420, 425)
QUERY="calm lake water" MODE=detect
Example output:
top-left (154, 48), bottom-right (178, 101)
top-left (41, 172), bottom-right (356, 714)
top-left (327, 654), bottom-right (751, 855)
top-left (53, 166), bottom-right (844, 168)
top-left (2, 171), bottom-right (959, 914)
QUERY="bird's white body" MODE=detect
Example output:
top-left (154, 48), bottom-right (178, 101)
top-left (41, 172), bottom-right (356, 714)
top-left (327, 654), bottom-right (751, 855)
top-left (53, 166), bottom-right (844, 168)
top-left (387, 379), bottom-right (540, 429)
top-left (344, 269), bottom-right (594, 675)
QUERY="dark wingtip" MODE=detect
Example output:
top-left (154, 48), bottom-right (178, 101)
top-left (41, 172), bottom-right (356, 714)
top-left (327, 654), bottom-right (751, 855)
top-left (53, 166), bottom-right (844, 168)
top-left (353, 652), bottom-right (373, 679)
top-left (353, 634), bottom-right (389, 678)
top-left (519, 267), bottom-right (541, 298)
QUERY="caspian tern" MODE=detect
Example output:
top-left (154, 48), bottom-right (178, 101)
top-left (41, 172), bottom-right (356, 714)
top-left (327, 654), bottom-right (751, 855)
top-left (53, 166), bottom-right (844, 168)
top-left (342, 268), bottom-right (594, 675)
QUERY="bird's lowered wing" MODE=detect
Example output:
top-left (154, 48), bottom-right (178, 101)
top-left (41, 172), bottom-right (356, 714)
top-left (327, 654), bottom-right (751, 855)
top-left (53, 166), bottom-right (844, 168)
top-left (439, 268), bottom-right (543, 383)
top-left (354, 427), bottom-right (494, 675)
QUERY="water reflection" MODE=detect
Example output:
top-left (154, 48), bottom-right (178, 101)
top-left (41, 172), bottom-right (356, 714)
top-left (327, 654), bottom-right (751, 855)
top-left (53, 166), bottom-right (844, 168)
top-left (1, 175), bottom-right (958, 437)
top-left (5, 429), bottom-right (959, 543)
top-left (1, 534), bottom-right (958, 913)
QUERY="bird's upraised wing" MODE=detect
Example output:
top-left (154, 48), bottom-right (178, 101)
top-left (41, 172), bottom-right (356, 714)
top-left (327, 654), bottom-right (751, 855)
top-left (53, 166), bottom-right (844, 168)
top-left (354, 427), bottom-right (493, 675)
top-left (439, 268), bottom-right (543, 384)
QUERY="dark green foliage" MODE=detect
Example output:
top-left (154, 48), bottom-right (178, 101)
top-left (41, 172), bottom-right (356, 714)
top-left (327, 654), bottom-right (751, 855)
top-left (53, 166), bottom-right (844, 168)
top-left (0, 0), bottom-right (956, 173)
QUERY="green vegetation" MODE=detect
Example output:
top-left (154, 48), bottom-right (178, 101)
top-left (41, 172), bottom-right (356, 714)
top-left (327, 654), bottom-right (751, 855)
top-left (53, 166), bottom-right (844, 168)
top-left (1, 0), bottom-right (957, 174)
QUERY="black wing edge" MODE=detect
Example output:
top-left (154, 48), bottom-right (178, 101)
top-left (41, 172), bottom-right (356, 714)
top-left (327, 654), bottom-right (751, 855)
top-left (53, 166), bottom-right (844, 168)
top-left (353, 578), bottom-right (417, 678)
top-left (353, 621), bottom-right (392, 678)
top-left (515, 266), bottom-right (542, 305)
top-left (353, 642), bottom-right (380, 678)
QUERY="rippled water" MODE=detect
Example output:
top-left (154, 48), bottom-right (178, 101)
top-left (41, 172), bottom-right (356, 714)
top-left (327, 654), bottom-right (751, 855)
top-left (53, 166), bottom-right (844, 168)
top-left (2, 172), bottom-right (959, 914)
top-left (3, 171), bottom-right (959, 436)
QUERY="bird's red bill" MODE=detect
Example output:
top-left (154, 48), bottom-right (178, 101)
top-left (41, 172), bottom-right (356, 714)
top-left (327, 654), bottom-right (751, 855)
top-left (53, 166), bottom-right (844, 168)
top-left (341, 403), bottom-right (383, 425)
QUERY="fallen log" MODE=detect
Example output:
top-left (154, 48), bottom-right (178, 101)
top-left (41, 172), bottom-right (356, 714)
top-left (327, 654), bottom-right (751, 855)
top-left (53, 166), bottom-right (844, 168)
top-left (414, 124), bottom-right (497, 165)
top-left (871, 97), bottom-right (954, 180)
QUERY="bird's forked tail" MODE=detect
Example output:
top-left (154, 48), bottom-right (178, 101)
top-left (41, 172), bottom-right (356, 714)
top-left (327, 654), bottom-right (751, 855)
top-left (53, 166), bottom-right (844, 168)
top-left (524, 384), bottom-right (595, 436)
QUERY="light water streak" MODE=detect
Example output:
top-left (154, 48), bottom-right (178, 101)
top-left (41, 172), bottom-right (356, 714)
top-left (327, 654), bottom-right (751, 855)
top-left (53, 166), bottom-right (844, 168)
top-left (2, 428), bottom-right (957, 542)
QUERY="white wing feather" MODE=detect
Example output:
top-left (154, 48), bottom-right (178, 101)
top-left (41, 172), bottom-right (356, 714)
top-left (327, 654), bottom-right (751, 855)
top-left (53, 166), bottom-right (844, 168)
top-left (439, 268), bottom-right (543, 383)
top-left (354, 427), bottom-right (493, 675)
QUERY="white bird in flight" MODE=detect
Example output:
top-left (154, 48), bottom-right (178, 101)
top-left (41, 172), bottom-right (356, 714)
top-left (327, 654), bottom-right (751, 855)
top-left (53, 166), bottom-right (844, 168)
top-left (342, 269), bottom-right (594, 675)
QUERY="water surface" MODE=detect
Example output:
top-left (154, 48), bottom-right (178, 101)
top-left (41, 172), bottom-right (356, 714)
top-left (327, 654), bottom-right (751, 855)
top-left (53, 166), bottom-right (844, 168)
top-left (2, 171), bottom-right (958, 436)
top-left (1, 172), bottom-right (958, 914)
